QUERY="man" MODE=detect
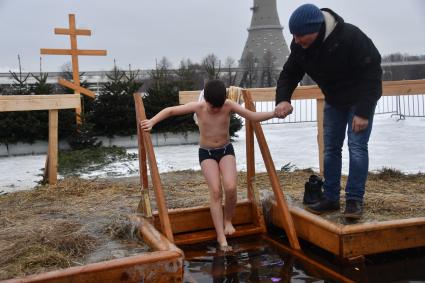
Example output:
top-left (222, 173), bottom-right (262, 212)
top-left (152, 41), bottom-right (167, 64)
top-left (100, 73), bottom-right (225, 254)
top-left (275, 4), bottom-right (382, 219)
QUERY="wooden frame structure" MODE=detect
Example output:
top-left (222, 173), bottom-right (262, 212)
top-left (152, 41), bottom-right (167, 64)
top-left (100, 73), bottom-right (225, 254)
top-left (269, 203), bottom-right (425, 259)
top-left (0, 94), bottom-right (80, 185)
top-left (133, 90), bottom-right (301, 250)
top-left (179, 79), bottom-right (425, 259)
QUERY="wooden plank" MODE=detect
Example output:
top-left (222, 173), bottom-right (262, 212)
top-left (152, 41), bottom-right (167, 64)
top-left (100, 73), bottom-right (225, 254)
top-left (173, 224), bottom-right (264, 246)
top-left (129, 215), bottom-right (183, 253)
top-left (179, 90), bottom-right (201, 104)
top-left (341, 222), bottom-right (425, 258)
top-left (153, 201), bottom-right (254, 234)
top-left (2, 251), bottom-right (183, 283)
top-left (264, 236), bottom-right (355, 283)
top-left (76, 49), bottom-right (108, 56)
top-left (47, 110), bottom-right (58, 185)
top-left (69, 13), bottom-right (80, 96)
top-left (40, 48), bottom-right (73, 55)
top-left (137, 98), bottom-right (174, 242)
top-left (270, 202), bottom-right (342, 255)
top-left (244, 95), bottom-right (267, 233)
top-left (382, 80), bottom-right (425, 96)
top-left (243, 90), bottom-right (300, 250)
top-left (0, 95), bottom-right (80, 112)
top-left (179, 86), bottom-right (324, 104)
top-left (269, 200), bottom-right (425, 258)
top-left (54, 27), bottom-right (91, 36)
top-left (58, 79), bottom-right (96, 98)
top-left (341, 217), bottom-right (425, 234)
top-left (179, 80), bottom-right (425, 104)
top-left (133, 93), bottom-right (152, 217)
top-left (246, 120), bottom-right (255, 201)
top-left (40, 49), bottom-right (107, 56)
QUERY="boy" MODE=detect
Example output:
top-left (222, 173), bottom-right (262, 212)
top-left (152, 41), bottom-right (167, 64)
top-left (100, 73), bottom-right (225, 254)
top-left (140, 80), bottom-right (275, 251)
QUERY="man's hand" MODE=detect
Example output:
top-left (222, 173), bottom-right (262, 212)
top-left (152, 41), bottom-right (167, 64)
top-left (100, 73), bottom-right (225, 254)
top-left (352, 115), bottom-right (369, 133)
top-left (140, 119), bottom-right (153, 131)
top-left (274, 101), bottom-right (293, 119)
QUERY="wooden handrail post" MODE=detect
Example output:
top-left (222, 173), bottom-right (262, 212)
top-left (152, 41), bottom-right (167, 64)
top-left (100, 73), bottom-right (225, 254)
top-left (243, 90), bottom-right (301, 250)
top-left (133, 93), bottom-right (152, 217)
top-left (316, 98), bottom-right (325, 175)
top-left (133, 93), bottom-right (174, 242)
top-left (47, 109), bottom-right (58, 185)
top-left (245, 119), bottom-right (255, 200)
top-left (244, 92), bottom-right (266, 232)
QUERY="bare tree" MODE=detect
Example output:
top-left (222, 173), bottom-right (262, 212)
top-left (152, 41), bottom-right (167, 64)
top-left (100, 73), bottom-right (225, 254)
top-left (175, 59), bottom-right (203, 90)
top-left (239, 51), bottom-right (257, 88)
top-left (202, 53), bottom-right (221, 80)
top-left (223, 56), bottom-right (237, 87)
top-left (261, 50), bottom-right (277, 87)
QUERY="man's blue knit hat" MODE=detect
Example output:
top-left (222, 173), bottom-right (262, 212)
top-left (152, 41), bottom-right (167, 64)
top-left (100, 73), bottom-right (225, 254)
top-left (289, 4), bottom-right (324, 35)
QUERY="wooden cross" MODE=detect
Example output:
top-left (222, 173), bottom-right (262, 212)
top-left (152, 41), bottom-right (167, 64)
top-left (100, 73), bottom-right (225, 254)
top-left (40, 14), bottom-right (107, 124)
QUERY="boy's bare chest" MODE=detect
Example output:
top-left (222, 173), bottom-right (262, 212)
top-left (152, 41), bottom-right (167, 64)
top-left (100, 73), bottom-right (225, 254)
top-left (197, 111), bottom-right (230, 130)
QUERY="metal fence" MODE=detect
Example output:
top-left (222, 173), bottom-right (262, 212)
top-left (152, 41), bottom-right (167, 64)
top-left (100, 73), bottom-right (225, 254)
top-left (252, 94), bottom-right (425, 125)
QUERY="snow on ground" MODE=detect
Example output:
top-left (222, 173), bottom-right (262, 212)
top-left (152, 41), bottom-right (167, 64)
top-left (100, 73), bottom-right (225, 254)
top-left (1, 114), bottom-right (424, 194)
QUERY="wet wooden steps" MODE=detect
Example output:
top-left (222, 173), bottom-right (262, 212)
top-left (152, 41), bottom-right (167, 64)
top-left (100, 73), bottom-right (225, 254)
top-left (173, 223), bottom-right (264, 246)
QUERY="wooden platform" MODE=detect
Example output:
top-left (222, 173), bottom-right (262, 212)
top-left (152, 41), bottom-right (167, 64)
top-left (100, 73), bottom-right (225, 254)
top-left (153, 200), bottom-right (266, 246)
top-left (268, 200), bottom-right (425, 259)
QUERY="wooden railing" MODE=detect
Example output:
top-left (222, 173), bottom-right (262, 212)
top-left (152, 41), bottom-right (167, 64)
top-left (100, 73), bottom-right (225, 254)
top-left (0, 94), bottom-right (80, 185)
top-left (179, 79), bottom-right (425, 174)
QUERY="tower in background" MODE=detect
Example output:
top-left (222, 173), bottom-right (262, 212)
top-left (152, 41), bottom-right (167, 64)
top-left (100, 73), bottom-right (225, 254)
top-left (239, 0), bottom-right (290, 87)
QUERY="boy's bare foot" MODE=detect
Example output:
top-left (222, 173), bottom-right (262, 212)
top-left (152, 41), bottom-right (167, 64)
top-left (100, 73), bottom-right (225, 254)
top-left (218, 243), bottom-right (233, 252)
top-left (224, 222), bottom-right (236, 235)
top-left (217, 237), bottom-right (232, 252)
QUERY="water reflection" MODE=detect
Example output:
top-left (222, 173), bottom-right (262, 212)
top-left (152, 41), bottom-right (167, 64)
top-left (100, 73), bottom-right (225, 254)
top-left (183, 238), bottom-right (328, 282)
top-left (182, 234), bottom-right (425, 282)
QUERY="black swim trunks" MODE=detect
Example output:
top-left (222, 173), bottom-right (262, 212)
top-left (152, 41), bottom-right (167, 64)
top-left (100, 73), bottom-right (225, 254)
top-left (198, 143), bottom-right (235, 164)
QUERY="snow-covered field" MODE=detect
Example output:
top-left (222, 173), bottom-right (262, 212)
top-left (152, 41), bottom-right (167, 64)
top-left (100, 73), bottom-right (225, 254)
top-left (1, 114), bottom-right (424, 194)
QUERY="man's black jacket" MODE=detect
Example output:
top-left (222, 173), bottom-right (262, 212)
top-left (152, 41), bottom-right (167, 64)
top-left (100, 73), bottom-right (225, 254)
top-left (276, 8), bottom-right (382, 118)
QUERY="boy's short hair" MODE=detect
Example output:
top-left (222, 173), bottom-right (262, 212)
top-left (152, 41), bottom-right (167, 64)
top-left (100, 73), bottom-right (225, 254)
top-left (204, 80), bottom-right (226, 108)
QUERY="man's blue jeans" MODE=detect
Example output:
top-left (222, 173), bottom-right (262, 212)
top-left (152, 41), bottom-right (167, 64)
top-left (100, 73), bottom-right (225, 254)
top-left (323, 102), bottom-right (375, 203)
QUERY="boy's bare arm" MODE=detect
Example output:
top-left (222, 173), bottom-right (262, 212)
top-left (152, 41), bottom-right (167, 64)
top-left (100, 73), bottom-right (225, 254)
top-left (140, 102), bottom-right (199, 131)
top-left (229, 101), bottom-right (275, 122)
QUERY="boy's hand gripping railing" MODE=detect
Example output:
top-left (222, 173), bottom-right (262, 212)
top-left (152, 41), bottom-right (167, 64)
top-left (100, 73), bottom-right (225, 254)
top-left (133, 93), bottom-right (174, 242)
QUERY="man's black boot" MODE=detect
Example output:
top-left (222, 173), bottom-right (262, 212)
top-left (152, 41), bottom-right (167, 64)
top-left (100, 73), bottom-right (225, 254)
top-left (306, 198), bottom-right (340, 214)
top-left (343, 200), bottom-right (363, 219)
top-left (303, 175), bottom-right (323, 204)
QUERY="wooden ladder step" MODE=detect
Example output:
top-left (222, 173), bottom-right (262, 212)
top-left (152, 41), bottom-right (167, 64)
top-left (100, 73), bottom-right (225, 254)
top-left (173, 223), bottom-right (265, 246)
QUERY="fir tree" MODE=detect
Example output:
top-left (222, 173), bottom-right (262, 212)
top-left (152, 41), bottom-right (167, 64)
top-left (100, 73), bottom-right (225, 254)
top-left (143, 61), bottom-right (197, 133)
top-left (9, 55), bottom-right (30, 95)
top-left (0, 55), bottom-right (45, 146)
top-left (91, 62), bottom-right (143, 137)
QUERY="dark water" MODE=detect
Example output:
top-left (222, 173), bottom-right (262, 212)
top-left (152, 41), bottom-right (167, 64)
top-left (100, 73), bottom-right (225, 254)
top-left (182, 234), bottom-right (425, 283)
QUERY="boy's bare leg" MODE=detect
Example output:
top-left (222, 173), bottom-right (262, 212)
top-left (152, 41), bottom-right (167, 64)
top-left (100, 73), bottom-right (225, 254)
top-left (220, 155), bottom-right (237, 236)
top-left (201, 159), bottom-right (229, 251)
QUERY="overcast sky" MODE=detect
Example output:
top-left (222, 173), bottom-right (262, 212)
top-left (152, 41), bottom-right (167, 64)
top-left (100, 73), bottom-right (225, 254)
top-left (1, 0), bottom-right (424, 72)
